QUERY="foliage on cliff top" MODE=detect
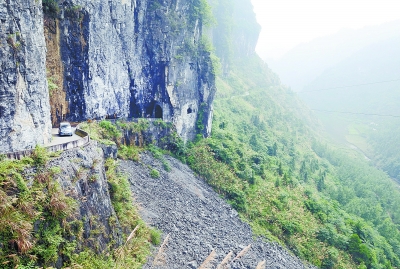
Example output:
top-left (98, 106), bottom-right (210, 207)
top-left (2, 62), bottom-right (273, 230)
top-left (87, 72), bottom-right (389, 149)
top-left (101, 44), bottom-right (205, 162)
top-left (80, 119), bottom-right (153, 146)
top-left (80, 119), bottom-right (180, 161)
top-left (42, 0), bottom-right (59, 18)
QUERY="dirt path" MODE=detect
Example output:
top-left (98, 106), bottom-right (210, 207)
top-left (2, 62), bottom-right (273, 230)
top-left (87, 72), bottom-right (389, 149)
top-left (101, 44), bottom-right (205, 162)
top-left (118, 153), bottom-right (315, 269)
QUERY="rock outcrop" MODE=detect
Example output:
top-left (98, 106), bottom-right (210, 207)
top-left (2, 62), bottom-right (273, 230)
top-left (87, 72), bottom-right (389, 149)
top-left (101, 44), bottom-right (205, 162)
top-left (55, 0), bottom-right (216, 142)
top-left (212, 0), bottom-right (260, 75)
top-left (47, 141), bottom-right (123, 266)
top-left (0, 0), bottom-right (216, 154)
top-left (0, 0), bottom-right (52, 153)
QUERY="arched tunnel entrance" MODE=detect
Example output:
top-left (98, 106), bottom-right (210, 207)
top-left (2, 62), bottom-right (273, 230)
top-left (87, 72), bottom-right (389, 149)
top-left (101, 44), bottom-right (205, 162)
top-left (155, 105), bottom-right (163, 119)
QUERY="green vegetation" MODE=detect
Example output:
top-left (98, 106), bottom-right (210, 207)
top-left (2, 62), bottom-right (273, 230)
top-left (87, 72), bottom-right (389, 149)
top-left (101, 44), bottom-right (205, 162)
top-left (80, 119), bottom-right (144, 146)
top-left (148, 144), bottom-right (172, 172)
top-left (47, 76), bottom-right (58, 95)
top-left (6, 34), bottom-right (22, 52)
top-left (81, 119), bottom-right (176, 177)
top-left (296, 36), bottom-right (400, 182)
top-left (367, 119), bottom-right (400, 180)
top-left (118, 145), bottom-right (140, 161)
top-left (190, 0), bottom-right (215, 28)
top-left (42, 0), bottom-right (59, 18)
top-left (0, 148), bottom-right (77, 268)
top-left (150, 169), bottom-right (160, 178)
top-left (0, 145), bottom-right (155, 268)
top-left (150, 229), bottom-right (162, 246)
top-left (168, 53), bottom-right (400, 268)
top-left (174, 2), bottom-right (400, 267)
top-left (104, 158), bottom-right (154, 268)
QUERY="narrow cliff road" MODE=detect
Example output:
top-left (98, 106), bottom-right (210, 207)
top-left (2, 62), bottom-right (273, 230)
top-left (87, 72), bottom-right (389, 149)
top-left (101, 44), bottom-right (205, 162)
top-left (118, 153), bottom-right (315, 269)
top-left (46, 128), bottom-right (81, 146)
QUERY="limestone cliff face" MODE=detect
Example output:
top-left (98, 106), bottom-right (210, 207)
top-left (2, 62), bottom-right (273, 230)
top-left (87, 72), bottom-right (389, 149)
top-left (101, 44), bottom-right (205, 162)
top-left (0, 0), bottom-right (216, 153)
top-left (56, 0), bottom-right (216, 142)
top-left (0, 0), bottom-right (52, 153)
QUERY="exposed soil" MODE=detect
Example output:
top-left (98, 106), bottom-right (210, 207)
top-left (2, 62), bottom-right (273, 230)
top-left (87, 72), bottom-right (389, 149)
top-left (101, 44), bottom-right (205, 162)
top-left (118, 153), bottom-right (315, 269)
top-left (44, 17), bottom-right (68, 127)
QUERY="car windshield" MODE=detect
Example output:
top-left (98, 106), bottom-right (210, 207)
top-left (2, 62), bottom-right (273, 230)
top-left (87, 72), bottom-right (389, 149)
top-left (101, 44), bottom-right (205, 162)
top-left (60, 124), bottom-right (71, 130)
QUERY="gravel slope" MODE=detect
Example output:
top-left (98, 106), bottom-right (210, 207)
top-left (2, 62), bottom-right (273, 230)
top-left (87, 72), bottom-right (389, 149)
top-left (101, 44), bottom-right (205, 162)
top-left (118, 153), bottom-right (315, 269)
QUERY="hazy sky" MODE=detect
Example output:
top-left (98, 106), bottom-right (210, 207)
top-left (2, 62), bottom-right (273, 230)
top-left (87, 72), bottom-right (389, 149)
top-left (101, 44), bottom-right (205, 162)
top-left (251, 0), bottom-right (400, 60)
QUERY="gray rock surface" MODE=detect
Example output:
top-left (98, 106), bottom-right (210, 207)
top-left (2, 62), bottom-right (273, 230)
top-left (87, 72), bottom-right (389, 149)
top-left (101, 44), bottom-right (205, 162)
top-left (119, 153), bottom-right (315, 269)
top-left (58, 0), bottom-right (216, 141)
top-left (1, 0), bottom-right (216, 155)
top-left (98, 143), bottom-right (118, 159)
top-left (47, 142), bottom-right (123, 261)
top-left (0, 0), bottom-right (52, 153)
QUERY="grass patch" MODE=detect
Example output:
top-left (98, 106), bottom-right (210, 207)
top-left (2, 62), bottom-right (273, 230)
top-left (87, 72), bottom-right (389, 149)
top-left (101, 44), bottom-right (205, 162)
top-left (0, 146), bottom-right (156, 268)
top-left (148, 144), bottom-right (172, 172)
top-left (0, 149), bottom-right (78, 268)
top-left (150, 228), bottom-right (162, 246)
top-left (150, 169), bottom-right (160, 178)
top-left (118, 145), bottom-right (140, 161)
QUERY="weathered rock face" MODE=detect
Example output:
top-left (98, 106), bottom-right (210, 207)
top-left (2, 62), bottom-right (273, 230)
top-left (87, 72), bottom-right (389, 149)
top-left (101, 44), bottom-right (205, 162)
top-left (0, 0), bottom-right (216, 154)
top-left (0, 0), bottom-right (52, 153)
top-left (55, 0), bottom-right (216, 142)
top-left (48, 142), bottom-right (123, 266)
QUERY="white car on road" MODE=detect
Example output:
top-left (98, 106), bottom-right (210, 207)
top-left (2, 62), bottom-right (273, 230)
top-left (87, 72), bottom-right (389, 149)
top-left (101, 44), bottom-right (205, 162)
top-left (58, 122), bottom-right (73, 136)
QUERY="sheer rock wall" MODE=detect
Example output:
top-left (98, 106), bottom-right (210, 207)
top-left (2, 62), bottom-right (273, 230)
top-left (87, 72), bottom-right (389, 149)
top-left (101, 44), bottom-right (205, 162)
top-left (0, 0), bottom-right (216, 153)
top-left (58, 0), bottom-right (216, 142)
top-left (0, 0), bottom-right (52, 153)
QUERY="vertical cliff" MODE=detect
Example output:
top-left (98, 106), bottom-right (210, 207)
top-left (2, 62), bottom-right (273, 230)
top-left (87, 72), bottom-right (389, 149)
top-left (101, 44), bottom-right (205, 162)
top-left (0, 0), bottom-right (216, 154)
top-left (0, 0), bottom-right (52, 153)
top-left (53, 0), bottom-right (216, 142)
top-left (211, 0), bottom-right (260, 75)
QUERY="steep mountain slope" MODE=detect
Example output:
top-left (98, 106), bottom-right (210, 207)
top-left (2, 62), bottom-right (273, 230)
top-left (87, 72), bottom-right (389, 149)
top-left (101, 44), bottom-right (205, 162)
top-left (266, 16), bottom-right (400, 183)
top-left (192, 54), bottom-right (400, 268)
top-left (2, 0), bottom-right (400, 269)
top-left (0, 142), bottom-right (157, 268)
top-left (181, 1), bottom-right (400, 267)
top-left (120, 153), bottom-right (314, 268)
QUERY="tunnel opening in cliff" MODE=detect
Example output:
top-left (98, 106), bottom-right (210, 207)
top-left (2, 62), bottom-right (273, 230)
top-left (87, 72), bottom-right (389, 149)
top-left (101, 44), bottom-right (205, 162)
top-left (155, 105), bottom-right (163, 119)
